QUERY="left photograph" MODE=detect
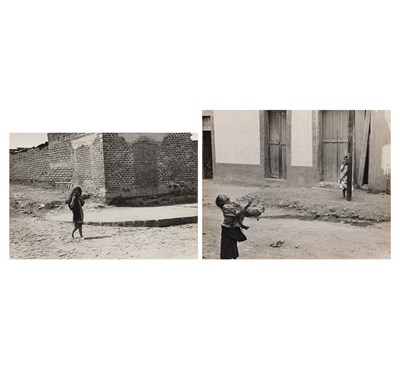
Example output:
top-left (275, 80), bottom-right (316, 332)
top-left (9, 133), bottom-right (198, 259)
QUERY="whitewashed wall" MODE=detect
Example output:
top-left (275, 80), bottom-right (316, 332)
top-left (213, 110), bottom-right (260, 165)
top-left (290, 110), bottom-right (313, 167)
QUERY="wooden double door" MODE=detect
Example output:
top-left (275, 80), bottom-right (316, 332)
top-left (320, 110), bottom-right (349, 182)
top-left (265, 110), bottom-right (287, 179)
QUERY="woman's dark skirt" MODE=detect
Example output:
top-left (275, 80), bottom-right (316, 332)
top-left (220, 226), bottom-right (247, 259)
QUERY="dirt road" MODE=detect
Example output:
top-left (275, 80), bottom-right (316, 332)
top-left (203, 180), bottom-right (390, 259)
top-left (9, 184), bottom-right (197, 259)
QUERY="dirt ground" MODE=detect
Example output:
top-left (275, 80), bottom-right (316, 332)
top-left (203, 180), bottom-right (391, 259)
top-left (9, 183), bottom-right (198, 259)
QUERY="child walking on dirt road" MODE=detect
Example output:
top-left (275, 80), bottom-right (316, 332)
top-left (67, 187), bottom-right (85, 239)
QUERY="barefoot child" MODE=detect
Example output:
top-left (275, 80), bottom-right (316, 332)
top-left (216, 194), bottom-right (263, 259)
top-left (67, 187), bottom-right (85, 238)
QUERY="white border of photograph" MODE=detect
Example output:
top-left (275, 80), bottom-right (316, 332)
top-left (1, 1), bottom-right (399, 392)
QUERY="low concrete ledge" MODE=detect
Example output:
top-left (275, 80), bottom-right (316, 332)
top-left (86, 216), bottom-right (198, 227)
top-left (45, 203), bottom-right (198, 228)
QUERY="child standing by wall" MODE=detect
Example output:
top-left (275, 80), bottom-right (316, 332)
top-left (339, 156), bottom-right (353, 199)
top-left (67, 187), bottom-right (85, 238)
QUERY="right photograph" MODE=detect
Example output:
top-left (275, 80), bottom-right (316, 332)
top-left (202, 110), bottom-right (391, 259)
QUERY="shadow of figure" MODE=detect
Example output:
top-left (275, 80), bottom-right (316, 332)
top-left (83, 236), bottom-right (112, 240)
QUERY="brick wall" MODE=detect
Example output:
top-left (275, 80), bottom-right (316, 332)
top-left (158, 133), bottom-right (198, 194)
top-left (10, 144), bottom-right (51, 183)
top-left (10, 133), bottom-right (106, 199)
top-left (102, 133), bottom-right (136, 198)
top-left (47, 133), bottom-right (89, 142)
top-left (132, 137), bottom-right (158, 195)
top-left (102, 134), bottom-right (162, 199)
top-left (10, 132), bottom-right (198, 205)
top-left (47, 133), bottom-right (75, 185)
top-left (69, 134), bottom-right (106, 198)
top-left (47, 133), bottom-right (106, 197)
top-left (102, 133), bottom-right (197, 204)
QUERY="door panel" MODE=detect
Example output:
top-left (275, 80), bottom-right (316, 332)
top-left (321, 111), bottom-right (348, 182)
top-left (267, 111), bottom-right (287, 179)
top-left (281, 145), bottom-right (287, 179)
top-left (269, 144), bottom-right (280, 178)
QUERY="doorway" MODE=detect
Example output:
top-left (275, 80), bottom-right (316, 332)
top-left (202, 115), bottom-right (213, 179)
top-left (320, 110), bottom-right (349, 182)
top-left (359, 111), bottom-right (371, 187)
top-left (265, 110), bottom-right (287, 179)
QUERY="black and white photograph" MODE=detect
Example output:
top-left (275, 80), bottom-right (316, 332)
top-left (9, 132), bottom-right (198, 259)
top-left (203, 110), bottom-right (391, 259)
top-left (1, 2), bottom-right (399, 392)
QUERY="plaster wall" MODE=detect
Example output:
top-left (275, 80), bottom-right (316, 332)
top-left (213, 110), bottom-right (260, 165)
top-left (291, 110), bottom-right (313, 167)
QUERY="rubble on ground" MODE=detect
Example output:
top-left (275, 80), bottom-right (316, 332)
top-left (237, 187), bottom-right (390, 224)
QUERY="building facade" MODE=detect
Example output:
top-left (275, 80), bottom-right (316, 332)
top-left (203, 110), bottom-right (390, 193)
top-left (10, 133), bottom-right (198, 204)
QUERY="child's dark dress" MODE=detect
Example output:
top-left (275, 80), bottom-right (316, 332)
top-left (70, 196), bottom-right (85, 224)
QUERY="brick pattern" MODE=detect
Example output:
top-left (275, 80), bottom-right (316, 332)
top-left (102, 133), bottom-right (197, 201)
top-left (47, 133), bottom-right (88, 142)
top-left (102, 133), bottom-right (136, 195)
top-left (71, 135), bottom-right (106, 197)
top-left (87, 135), bottom-right (106, 196)
top-left (10, 132), bottom-right (198, 204)
top-left (48, 137), bottom-right (74, 172)
top-left (158, 133), bottom-right (198, 194)
top-left (47, 133), bottom-right (106, 197)
top-left (102, 134), bottom-right (161, 198)
top-left (132, 138), bottom-right (158, 195)
top-left (9, 145), bottom-right (51, 183)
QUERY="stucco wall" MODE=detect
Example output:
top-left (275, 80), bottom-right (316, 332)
top-left (285, 110), bottom-right (320, 186)
top-left (213, 110), bottom-right (260, 165)
top-left (291, 110), bottom-right (313, 167)
top-left (209, 110), bottom-right (391, 192)
top-left (213, 163), bottom-right (265, 186)
top-left (369, 111), bottom-right (391, 193)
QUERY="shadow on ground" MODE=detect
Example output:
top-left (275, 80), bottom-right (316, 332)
top-left (83, 236), bottom-right (112, 240)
